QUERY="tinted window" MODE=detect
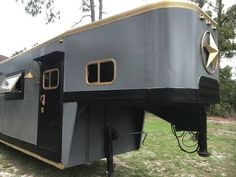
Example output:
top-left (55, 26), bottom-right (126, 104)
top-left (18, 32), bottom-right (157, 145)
top-left (43, 69), bottom-right (59, 90)
top-left (51, 70), bottom-right (59, 87)
top-left (100, 61), bottom-right (114, 82)
top-left (44, 72), bottom-right (50, 88)
top-left (86, 59), bottom-right (116, 85)
top-left (88, 64), bottom-right (98, 83)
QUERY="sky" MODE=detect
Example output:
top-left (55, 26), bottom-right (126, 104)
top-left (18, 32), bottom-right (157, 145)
top-left (0, 0), bottom-right (158, 57)
top-left (0, 0), bottom-right (235, 77)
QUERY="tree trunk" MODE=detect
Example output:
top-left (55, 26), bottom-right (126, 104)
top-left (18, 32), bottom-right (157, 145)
top-left (217, 0), bottom-right (222, 25)
top-left (99, 0), bottom-right (103, 20)
top-left (90, 0), bottom-right (95, 22)
top-left (217, 0), bottom-right (223, 58)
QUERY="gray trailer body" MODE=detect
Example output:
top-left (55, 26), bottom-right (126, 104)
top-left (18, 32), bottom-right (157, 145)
top-left (0, 1), bottom-right (219, 170)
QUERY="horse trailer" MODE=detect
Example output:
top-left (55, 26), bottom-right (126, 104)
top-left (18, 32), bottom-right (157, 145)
top-left (0, 1), bottom-right (219, 176)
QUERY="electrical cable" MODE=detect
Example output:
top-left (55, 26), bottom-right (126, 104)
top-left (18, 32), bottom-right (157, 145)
top-left (171, 124), bottom-right (199, 153)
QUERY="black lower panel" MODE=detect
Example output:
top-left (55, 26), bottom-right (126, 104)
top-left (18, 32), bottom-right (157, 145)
top-left (147, 104), bottom-right (203, 131)
top-left (0, 133), bottom-right (60, 162)
top-left (146, 89), bottom-right (198, 105)
top-left (64, 87), bottom-right (219, 132)
top-left (67, 104), bottom-right (145, 165)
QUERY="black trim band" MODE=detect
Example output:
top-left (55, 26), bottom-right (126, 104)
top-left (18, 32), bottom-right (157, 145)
top-left (64, 88), bottom-right (219, 105)
top-left (64, 89), bottom-right (145, 103)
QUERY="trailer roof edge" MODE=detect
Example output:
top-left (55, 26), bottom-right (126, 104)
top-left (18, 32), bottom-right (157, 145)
top-left (65, 0), bottom-right (217, 37)
top-left (1, 0), bottom-right (217, 64)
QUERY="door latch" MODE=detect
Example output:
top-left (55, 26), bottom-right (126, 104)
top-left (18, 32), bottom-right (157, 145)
top-left (40, 94), bottom-right (46, 113)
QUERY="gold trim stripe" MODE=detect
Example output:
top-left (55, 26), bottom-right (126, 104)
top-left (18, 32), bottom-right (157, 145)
top-left (64, 0), bottom-right (217, 37)
top-left (0, 139), bottom-right (65, 169)
top-left (0, 0), bottom-right (217, 64)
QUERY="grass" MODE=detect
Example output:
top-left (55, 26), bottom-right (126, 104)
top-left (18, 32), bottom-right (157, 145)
top-left (0, 113), bottom-right (236, 177)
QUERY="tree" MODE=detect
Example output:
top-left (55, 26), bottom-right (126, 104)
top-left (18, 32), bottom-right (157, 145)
top-left (16, 0), bottom-right (60, 24)
top-left (71, 0), bottom-right (104, 27)
top-left (218, 4), bottom-right (236, 58)
top-left (208, 66), bottom-right (236, 117)
top-left (16, 0), bottom-right (104, 25)
top-left (191, 0), bottom-right (236, 58)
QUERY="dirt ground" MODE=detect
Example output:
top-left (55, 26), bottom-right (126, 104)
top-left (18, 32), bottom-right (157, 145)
top-left (208, 116), bottom-right (236, 124)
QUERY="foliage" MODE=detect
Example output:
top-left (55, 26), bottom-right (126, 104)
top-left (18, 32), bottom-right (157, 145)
top-left (16, 0), bottom-right (103, 24)
top-left (217, 4), bottom-right (236, 58)
top-left (190, 0), bottom-right (205, 8)
top-left (208, 66), bottom-right (236, 117)
top-left (191, 0), bottom-right (236, 58)
top-left (16, 0), bottom-right (60, 24)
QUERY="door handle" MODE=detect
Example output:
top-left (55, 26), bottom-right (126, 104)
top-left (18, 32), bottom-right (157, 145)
top-left (40, 94), bottom-right (46, 114)
top-left (40, 94), bottom-right (46, 106)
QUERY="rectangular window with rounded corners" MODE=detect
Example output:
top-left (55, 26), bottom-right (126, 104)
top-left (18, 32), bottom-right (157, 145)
top-left (0, 71), bottom-right (25, 100)
top-left (86, 58), bottom-right (116, 86)
top-left (43, 68), bottom-right (59, 90)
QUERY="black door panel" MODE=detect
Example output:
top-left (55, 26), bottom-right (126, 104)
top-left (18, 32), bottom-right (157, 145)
top-left (35, 52), bottom-right (64, 157)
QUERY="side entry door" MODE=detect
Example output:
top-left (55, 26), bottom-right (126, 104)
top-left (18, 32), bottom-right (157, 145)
top-left (35, 51), bottom-right (64, 161)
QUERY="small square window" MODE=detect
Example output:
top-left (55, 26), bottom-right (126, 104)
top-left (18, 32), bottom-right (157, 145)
top-left (86, 59), bottom-right (116, 86)
top-left (43, 68), bottom-right (59, 90)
